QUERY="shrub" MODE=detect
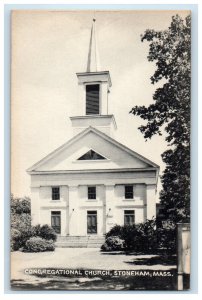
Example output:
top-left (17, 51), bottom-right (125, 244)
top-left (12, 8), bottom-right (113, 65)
top-left (10, 228), bottom-right (21, 251)
top-left (101, 236), bottom-right (124, 251)
top-left (10, 195), bottom-right (56, 252)
top-left (157, 220), bottom-right (177, 254)
top-left (33, 224), bottom-right (57, 241)
top-left (104, 219), bottom-right (157, 253)
top-left (11, 195), bottom-right (31, 214)
top-left (11, 213), bottom-right (31, 232)
top-left (134, 219), bottom-right (157, 252)
top-left (13, 227), bottom-right (35, 251)
top-left (104, 219), bottom-right (177, 254)
top-left (106, 225), bottom-right (124, 239)
top-left (11, 207), bottom-right (32, 251)
top-left (24, 237), bottom-right (55, 252)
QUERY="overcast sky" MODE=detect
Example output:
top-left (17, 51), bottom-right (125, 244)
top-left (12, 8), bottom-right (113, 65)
top-left (11, 10), bottom-right (189, 197)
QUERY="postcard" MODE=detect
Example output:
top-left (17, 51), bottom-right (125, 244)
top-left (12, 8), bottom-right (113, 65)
top-left (10, 9), bottom-right (191, 291)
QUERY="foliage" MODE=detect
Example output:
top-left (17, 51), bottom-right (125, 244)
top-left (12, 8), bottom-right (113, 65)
top-left (106, 225), bottom-right (124, 239)
top-left (10, 228), bottom-right (21, 251)
top-left (103, 220), bottom-right (158, 253)
top-left (32, 224), bottom-right (57, 241)
top-left (11, 194), bottom-right (31, 214)
top-left (11, 227), bottom-right (34, 251)
top-left (122, 219), bottom-right (157, 252)
top-left (103, 219), bottom-right (177, 254)
top-left (11, 212), bottom-right (31, 232)
top-left (130, 15), bottom-right (191, 222)
top-left (11, 195), bottom-right (56, 252)
top-left (11, 195), bottom-right (32, 251)
top-left (24, 237), bottom-right (55, 252)
top-left (101, 236), bottom-right (124, 251)
top-left (157, 228), bottom-right (176, 254)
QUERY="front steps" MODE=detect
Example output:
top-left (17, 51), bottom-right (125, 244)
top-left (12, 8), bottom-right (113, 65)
top-left (55, 235), bottom-right (105, 248)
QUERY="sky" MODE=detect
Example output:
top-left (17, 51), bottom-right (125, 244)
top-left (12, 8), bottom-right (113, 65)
top-left (11, 9), bottom-right (189, 197)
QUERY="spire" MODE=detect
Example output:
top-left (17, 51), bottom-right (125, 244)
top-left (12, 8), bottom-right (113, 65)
top-left (86, 18), bottom-right (100, 72)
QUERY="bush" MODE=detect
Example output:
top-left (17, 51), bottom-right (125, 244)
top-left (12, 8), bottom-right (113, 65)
top-left (10, 228), bottom-right (21, 251)
top-left (11, 195), bottom-right (32, 251)
top-left (33, 224), bottom-right (57, 241)
top-left (11, 213), bottom-right (31, 232)
top-left (157, 220), bottom-right (177, 254)
top-left (101, 236), bottom-right (124, 251)
top-left (11, 209), bottom-right (32, 251)
top-left (106, 225), bottom-right (124, 239)
top-left (11, 195), bottom-right (31, 214)
top-left (24, 237), bottom-right (55, 252)
top-left (11, 224), bottom-right (57, 251)
top-left (12, 227), bottom-right (35, 251)
top-left (103, 219), bottom-right (177, 254)
top-left (103, 219), bottom-right (157, 253)
top-left (11, 195), bottom-right (57, 252)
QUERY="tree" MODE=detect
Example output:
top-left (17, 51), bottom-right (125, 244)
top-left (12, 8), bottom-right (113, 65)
top-left (130, 15), bottom-right (190, 222)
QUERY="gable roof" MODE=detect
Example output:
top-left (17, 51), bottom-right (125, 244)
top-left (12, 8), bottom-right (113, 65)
top-left (27, 126), bottom-right (159, 173)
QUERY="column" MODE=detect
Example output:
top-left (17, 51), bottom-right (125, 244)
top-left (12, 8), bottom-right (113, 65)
top-left (146, 184), bottom-right (156, 220)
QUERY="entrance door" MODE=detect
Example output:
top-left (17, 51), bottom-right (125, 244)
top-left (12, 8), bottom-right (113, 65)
top-left (87, 211), bottom-right (97, 234)
top-left (51, 211), bottom-right (61, 234)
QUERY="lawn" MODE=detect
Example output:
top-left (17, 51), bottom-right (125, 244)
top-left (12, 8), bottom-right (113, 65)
top-left (11, 248), bottom-right (178, 291)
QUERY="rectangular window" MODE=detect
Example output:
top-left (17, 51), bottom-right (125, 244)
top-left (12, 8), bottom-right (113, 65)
top-left (124, 210), bottom-right (135, 226)
top-left (125, 185), bottom-right (134, 199)
top-left (51, 211), bottom-right (61, 234)
top-left (86, 84), bottom-right (100, 115)
top-left (52, 187), bottom-right (60, 200)
top-left (88, 186), bottom-right (96, 199)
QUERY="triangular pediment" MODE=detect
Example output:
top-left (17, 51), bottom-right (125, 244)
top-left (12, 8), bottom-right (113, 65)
top-left (27, 127), bottom-right (159, 173)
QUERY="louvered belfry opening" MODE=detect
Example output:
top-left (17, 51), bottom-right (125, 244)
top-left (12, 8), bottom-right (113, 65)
top-left (86, 84), bottom-right (100, 115)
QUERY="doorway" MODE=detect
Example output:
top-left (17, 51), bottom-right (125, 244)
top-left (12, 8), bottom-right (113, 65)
top-left (51, 211), bottom-right (61, 234)
top-left (87, 211), bottom-right (97, 234)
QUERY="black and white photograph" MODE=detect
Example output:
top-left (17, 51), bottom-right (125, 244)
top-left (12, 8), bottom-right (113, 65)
top-left (10, 9), bottom-right (191, 291)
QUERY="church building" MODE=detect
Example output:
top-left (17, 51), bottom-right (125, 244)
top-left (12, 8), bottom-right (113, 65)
top-left (27, 19), bottom-right (159, 246)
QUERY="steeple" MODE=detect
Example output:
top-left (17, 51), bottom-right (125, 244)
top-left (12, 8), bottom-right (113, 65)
top-left (70, 18), bottom-right (117, 138)
top-left (86, 19), bottom-right (100, 72)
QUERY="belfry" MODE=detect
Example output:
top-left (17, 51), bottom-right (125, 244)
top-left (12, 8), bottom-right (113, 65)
top-left (71, 19), bottom-right (116, 138)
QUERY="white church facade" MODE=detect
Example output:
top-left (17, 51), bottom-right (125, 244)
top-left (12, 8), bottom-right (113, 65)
top-left (27, 19), bottom-right (159, 239)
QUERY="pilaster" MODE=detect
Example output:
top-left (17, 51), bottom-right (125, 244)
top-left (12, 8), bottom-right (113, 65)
top-left (68, 185), bottom-right (79, 235)
top-left (105, 184), bottom-right (115, 233)
top-left (146, 184), bottom-right (156, 219)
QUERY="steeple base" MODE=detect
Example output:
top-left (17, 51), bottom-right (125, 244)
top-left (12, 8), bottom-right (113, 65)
top-left (70, 115), bottom-right (117, 137)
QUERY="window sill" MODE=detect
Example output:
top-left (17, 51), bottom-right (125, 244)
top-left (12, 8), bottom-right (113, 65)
top-left (123, 199), bottom-right (135, 201)
top-left (50, 200), bottom-right (62, 202)
top-left (86, 200), bottom-right (98, 202)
